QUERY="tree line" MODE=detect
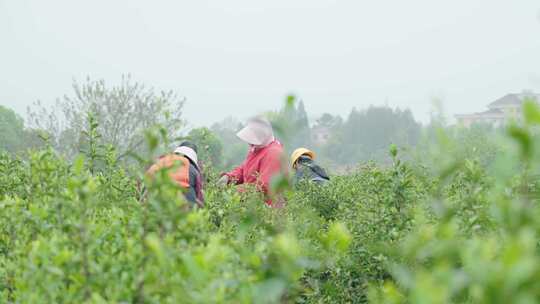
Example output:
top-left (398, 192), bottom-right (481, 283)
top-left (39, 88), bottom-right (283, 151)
top-left (2, 76), bottom-right (425, 170)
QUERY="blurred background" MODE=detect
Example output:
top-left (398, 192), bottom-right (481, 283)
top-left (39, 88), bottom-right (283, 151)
top-left (1, 0), bottom-right (539, 169)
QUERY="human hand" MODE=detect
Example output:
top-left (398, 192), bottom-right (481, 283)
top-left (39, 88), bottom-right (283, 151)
top-left (217, 175), bottom-right (229, 187)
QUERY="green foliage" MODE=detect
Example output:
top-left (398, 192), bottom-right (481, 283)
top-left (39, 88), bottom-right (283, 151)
top-left (0, 105), bottom-right (25, 153)
top-left (368, 101), bottom-right (540, 304)
top-left (186, 127), bottom-right (224, 168)
top-left (268, 95), bottom-right (312, 152)
top-left (0, 105), bottom-right (44, 154)
top-left (3, 101), bottom-right (540, 303)
top-left (0, 121), bottom-right (352, 303)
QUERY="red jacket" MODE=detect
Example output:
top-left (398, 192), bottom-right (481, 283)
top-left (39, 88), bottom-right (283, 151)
top-left (224, 140), bottom-right (285, 204)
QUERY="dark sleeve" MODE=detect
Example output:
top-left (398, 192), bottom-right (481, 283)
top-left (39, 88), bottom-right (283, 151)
top-left (183, 164), bottom-right (198, 205)
top-left (294, 167), bottom-right (305, 184)
top-left (193, 165), bottom-right (204, 204)
top-left (309, 163), bottom-right (330, 180)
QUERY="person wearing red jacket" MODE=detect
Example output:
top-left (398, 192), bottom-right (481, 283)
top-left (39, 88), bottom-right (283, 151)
top-left (218, 116), bottom-right (285, 206)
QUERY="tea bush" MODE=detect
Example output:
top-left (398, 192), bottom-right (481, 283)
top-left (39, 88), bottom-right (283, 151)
top-left (1, 102), bottom-right (540, 303)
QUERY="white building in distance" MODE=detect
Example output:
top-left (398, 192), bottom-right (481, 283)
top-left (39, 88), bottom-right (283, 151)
top-left (456, 91), bottom-right (540, 128)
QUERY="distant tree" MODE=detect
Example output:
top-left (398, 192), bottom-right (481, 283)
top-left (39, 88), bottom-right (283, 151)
top-left (339, 107), bottom-right (364, 161)
top-left (428, 96), bottom-right (448, 127)
top-left (211, 117), bottom-right (243, 145)
top-left (186, 127), bottom-right (223, 168)
top-left (0, 106), bottom-right (47, 154)
top-left (296, 101), bottom-right (309, 130)
top-left (293, 100), bottom-right (311, 148)
top-left (27, 75), bottom-right (186, 159)
top-left (314, 113), bottom-right (343, 131)
top-left (0, 105), bottom-right (25, 153)
top-left (23, 128), bottom-right (48, 151)
top-left (268, 96), bottom-right (312, 150)
top-left (210, 117), bottom-right (246, 169)
top-left (312, 114), bottom-right (343, 165)
top-left (323, 105), bottom-right (421, 165)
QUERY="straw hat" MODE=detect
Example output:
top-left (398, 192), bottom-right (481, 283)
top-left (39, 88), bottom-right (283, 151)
top-left (290, 148), bottom-right (315, 169)
top-left (236, 116), bottom-right (274, 146)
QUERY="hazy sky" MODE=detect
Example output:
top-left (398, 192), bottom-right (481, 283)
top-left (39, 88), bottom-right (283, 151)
top-left (1, 0), bottom-right (539, 127)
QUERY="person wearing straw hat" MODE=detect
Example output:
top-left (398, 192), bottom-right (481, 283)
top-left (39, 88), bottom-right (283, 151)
top-left (146, 141), bottom-right (204, 207)
top-left (218, 116), bottom-right (285, 205)
top-left (290, 148), bottom-right (330, 185)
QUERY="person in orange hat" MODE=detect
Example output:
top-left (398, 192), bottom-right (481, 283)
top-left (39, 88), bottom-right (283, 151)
top-left (290, 148), bottom-right (330, 185)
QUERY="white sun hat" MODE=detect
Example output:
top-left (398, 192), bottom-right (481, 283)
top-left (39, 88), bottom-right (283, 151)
top-left (236, 116), bottom-right (274, 146)
top-left (173, 146), bottom-right (199, 168)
